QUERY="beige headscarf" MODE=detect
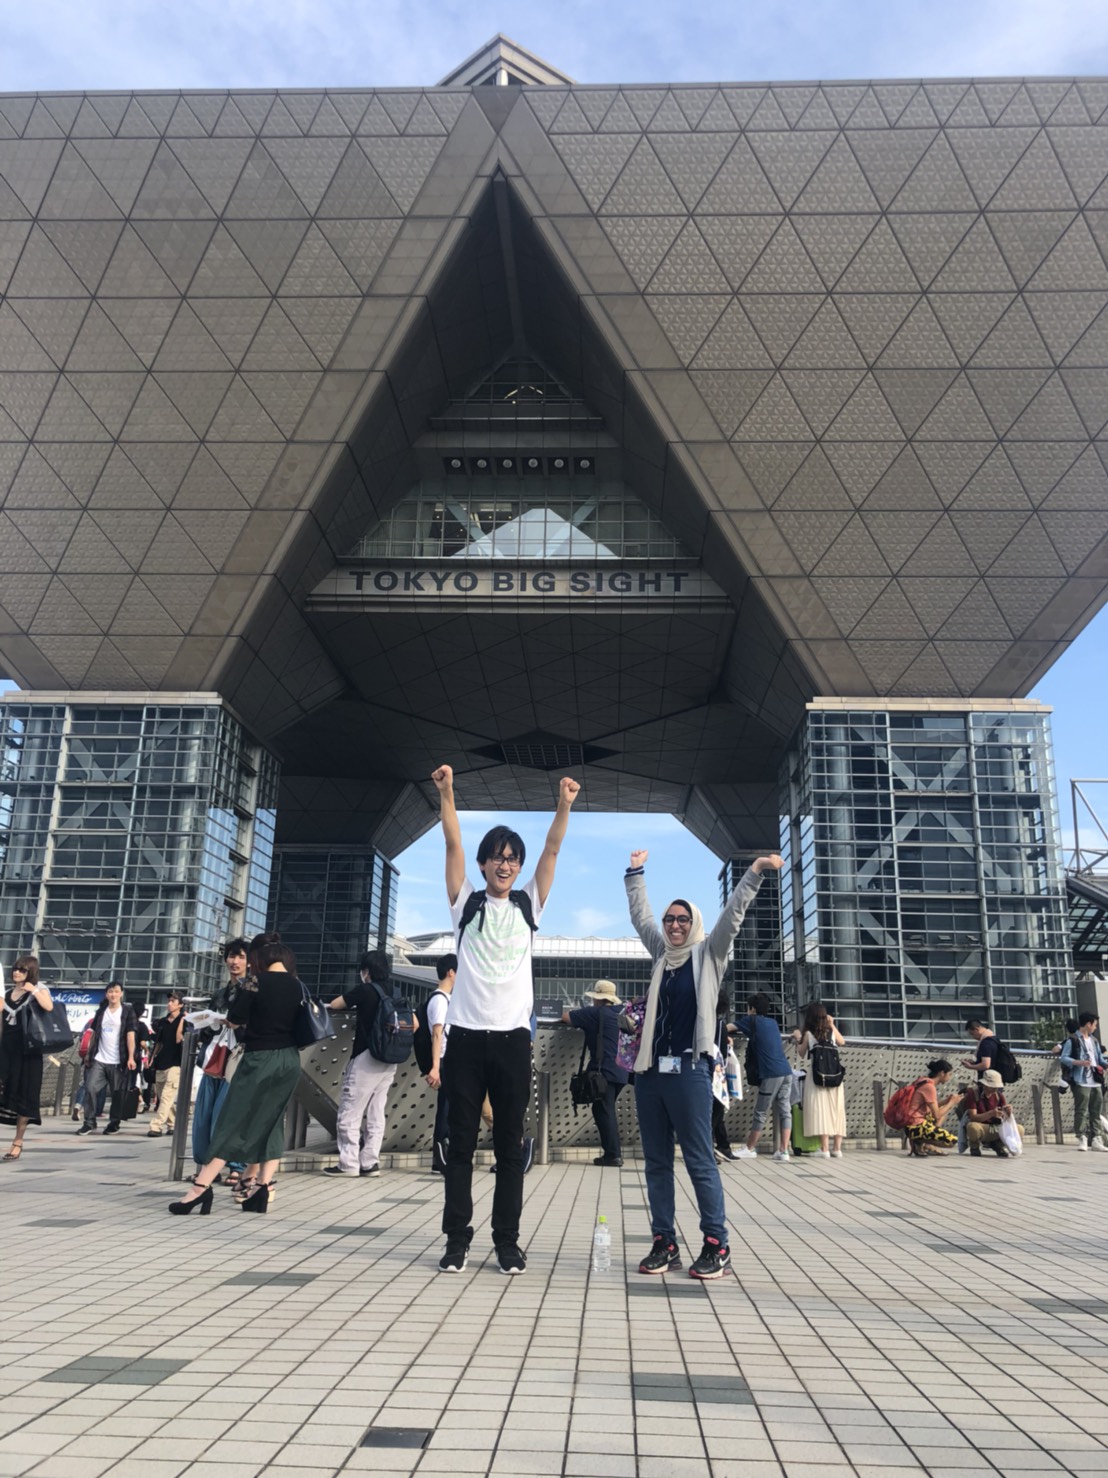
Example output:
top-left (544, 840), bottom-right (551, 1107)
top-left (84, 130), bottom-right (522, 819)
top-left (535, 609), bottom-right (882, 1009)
top-left (661, 899), bottom-right (705, 970)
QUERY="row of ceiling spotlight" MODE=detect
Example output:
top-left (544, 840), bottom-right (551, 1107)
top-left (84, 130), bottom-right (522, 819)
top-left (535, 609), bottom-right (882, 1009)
top-left (442, 454), bottom-right (595, 476)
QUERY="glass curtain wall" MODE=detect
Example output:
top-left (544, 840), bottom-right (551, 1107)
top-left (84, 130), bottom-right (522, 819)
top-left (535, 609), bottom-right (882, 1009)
top-left (267, 846), bottom-right (398, 998)
top-left (780, 705), bottom-right (1071, 1044)
top-left (0, 699), bottom-right (277, 1002)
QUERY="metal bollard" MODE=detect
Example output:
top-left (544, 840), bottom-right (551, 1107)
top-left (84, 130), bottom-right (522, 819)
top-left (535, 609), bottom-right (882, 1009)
top-left (52, 1063), bottom-right (68, 1116)
top-left (1031, 1084), bottom-right (1045, 1146)
top-left (536, 1071), bottom-right (550, 1166)
top-left (1050, 1086), bottom-right (1065, 1145)
top-left (873, 1079), bottom-right (887, 1151)
top-left (168, 1033), bottom-right (199, 1182)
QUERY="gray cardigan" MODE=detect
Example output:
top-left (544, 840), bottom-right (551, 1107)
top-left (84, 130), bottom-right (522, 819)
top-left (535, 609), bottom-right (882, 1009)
top-left (625, 866), bottom-right (764, 1073)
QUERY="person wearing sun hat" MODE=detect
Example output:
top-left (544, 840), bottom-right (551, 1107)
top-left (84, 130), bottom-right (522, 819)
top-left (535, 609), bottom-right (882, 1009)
top-left (962, 1068), bottom-right (1022, 1157)
top-left (562, 980), bottom-right (627, 1167)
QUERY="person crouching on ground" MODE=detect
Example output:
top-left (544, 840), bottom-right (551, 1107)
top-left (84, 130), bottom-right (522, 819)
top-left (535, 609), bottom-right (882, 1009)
top-left (625, 847), bottom-right (784, 1280)
top-left (962, 1069), bottom-right (1022, 1157)
top-left (905, 1060), bottom-right (963, 1157)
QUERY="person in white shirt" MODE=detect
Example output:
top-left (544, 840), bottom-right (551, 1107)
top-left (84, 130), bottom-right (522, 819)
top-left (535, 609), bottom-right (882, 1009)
top-left (425, 953), bottom-right (456, 1176)
top-left (431, 763), bottom-right (580, 1275)
top-left (77, 981), bottom-right (136, 1136)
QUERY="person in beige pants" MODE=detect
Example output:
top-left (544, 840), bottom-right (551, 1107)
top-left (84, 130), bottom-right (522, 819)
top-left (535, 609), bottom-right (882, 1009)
top-left (149, 990), bottom-right (185, 1136)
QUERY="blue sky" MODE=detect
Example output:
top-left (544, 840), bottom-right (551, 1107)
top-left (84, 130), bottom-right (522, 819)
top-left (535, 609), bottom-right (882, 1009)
top-left (2, 0), bottom-right (1107, 935)
top-left (5, 0), bottom-right (1108, 92)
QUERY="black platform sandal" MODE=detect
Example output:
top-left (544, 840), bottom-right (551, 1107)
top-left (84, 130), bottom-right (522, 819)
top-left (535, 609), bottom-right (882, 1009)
top-left (240, 1181), bottom-right (270, 1214)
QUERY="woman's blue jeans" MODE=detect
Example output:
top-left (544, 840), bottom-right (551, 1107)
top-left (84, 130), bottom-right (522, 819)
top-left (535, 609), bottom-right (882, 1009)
top-left (634, 1054), bottom-right (728, 1246)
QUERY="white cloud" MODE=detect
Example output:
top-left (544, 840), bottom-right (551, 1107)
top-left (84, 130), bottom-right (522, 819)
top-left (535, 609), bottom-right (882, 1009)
top-left (10, 0), bottom-right (1108, 95)
top-left (573, 906), bottom-right (621, 934)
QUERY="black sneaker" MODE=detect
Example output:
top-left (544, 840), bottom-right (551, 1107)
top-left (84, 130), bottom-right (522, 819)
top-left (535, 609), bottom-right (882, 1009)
top-left (360, 1164), bottom-right (380, 1177)
top-left (639, 1236), bottom-right (681, 1275)
top-left (593, 1155), bottom-right (623, 1167)
top-left (322, 1166), bottom-right (355, 1177)
top-left (521, 1138), bottom-right (535, 1175)
top-left (439, 1240), bottom-right (470, 1273)
top-left (991, 1142), bottom-right (1009, 1158)
top-left (689, 1237), bottom-right (731, 1280)
top-left (717, 1147), bottom-right (739, 1161)
top-left (496, 1243), bottom-right (527, 1275)
top-left (76, 1123), bottom-right (95, 1136)
top-left (102, 1122), bottom-right (120, 1136)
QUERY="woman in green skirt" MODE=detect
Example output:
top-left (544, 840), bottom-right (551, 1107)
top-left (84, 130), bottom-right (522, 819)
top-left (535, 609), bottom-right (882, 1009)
top-left (170, 932), bottom-right (302, 1216)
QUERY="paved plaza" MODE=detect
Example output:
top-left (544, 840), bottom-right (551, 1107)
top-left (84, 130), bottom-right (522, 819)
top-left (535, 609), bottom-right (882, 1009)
top-left (1, 1120), bottom-right (1107, 1478)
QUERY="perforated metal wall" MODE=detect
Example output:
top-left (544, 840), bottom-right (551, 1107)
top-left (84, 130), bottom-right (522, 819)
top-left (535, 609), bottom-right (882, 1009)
top-left (295, 1016), bottom-right (1062, 1151)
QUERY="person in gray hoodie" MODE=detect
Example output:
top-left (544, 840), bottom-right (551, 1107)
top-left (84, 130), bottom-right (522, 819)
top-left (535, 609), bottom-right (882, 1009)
top-left (625, 848), bottom-right (784, 1280)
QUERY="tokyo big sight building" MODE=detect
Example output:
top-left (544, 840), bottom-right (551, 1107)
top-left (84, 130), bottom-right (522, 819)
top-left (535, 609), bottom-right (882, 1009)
top-left (0, 37), bottom-right (1106, 1041)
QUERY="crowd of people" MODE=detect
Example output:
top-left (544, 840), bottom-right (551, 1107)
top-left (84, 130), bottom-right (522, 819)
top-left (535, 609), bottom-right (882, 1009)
top-left (0, 763), bottom-right (1098, 1275)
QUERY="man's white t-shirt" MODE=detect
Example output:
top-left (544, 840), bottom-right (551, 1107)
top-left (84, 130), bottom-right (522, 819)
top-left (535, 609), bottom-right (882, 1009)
top-left (427, 989), bottom-right (451, 1060)
top-left (96, 1006), bottom-right (122, 1065)
top-left (449, 877), bottom-right (543, 1032)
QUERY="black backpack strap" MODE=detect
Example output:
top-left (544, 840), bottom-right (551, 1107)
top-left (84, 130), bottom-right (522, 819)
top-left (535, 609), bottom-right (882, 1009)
top-left (509, 889), bottom-right (539, 932)
top-left (458, 888), bottom-right (539, 936)
top-left (458, 889), bottom-right (488, 935)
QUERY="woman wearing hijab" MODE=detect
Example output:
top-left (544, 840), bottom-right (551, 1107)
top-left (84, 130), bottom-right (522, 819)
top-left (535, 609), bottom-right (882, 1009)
top-left (624, 847), bottom-right (784, 1279)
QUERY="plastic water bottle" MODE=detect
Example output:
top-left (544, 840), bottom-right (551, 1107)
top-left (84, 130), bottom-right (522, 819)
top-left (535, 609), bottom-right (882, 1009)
top-left (592, 1215), bottom-right (612, 1273)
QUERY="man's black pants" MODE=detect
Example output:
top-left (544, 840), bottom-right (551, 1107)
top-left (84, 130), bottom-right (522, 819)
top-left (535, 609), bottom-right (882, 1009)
top-left (441, 1027), bottom-right (532, 1248)
top-left (591, 1080), bottom-right (624, 1160)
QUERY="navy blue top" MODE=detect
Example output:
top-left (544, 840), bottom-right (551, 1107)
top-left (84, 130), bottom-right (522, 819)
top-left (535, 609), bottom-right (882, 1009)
top-left (737, 1013), bottom-right (791, 1080)
top-left (651, 959), bottom-right (697, 1057)
top-left (568, 1004), bottom-right (628, 1085)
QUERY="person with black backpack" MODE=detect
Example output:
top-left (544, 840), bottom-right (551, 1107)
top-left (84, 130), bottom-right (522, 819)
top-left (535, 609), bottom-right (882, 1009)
top-left (431, 762), bottom-right (580, 1276)
top-left (794, 1001), bottom-right (846, 1158)
top-left (962, 1018), bottom-right (1022, 1087)
top-left (322, 951), bottom-right (401, 1180)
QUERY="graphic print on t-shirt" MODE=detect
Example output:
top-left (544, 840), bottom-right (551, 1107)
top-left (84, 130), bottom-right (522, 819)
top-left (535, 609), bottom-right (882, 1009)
top-left (449, 877), bottom-right (543, 1032)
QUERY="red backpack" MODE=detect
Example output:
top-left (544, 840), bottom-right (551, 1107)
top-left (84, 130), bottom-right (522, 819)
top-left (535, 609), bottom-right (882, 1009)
top-left (884, 1077), bottom-right (928, 1130)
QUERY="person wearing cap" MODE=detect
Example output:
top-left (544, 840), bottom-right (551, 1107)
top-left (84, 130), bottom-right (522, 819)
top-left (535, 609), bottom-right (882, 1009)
top-left (562, 981), bottom-right (628, 1167)
top-left (962, 1070), bottom-right (1022, 1157)
top-left (148, 990), bottom-right (186, 1137)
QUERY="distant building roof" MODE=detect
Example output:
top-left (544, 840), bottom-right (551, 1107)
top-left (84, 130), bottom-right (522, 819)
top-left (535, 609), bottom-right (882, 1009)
top-left (395, 932), bottom-right (653, 960)
top-left (437, 35), bottom-right (576, 88)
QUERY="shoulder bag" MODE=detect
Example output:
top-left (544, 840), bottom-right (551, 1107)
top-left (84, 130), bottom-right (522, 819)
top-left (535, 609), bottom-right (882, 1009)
top-left (570, 1032), bottom-right (608, 1113)
top-left (292, 980), bottom-right (335, 1050)
top-left (615, 997), bottom-right (647, 1074)
top-left (21, 992), bottom-right (75, 1054)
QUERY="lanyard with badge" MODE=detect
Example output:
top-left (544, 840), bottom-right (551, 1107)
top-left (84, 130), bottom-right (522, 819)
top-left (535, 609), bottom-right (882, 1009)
top-left (656, 967), bottom-right (682, 1073)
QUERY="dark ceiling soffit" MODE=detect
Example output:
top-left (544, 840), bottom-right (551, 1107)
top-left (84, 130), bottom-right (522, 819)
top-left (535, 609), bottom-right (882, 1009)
top-left (221, 158), bottom-right (812, 754)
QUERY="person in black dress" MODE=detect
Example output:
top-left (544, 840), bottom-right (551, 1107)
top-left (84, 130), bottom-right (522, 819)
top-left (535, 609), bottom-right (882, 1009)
top-left (1, 956), bottom-right (55, 1162)
top-left (169, 932), bottom-right (303, 1217)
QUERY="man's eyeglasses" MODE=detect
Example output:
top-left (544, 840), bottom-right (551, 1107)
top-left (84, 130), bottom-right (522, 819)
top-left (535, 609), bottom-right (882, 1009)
top-left (492, 855), bottom-right (522, 869)
top-left (662, 913), bottom-right (692, 927)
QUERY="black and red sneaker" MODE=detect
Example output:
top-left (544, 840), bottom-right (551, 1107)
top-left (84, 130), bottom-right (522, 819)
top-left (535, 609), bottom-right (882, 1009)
top-left (639, 1235), bottom-right (681, 1275)
top-left (689, 1237), bottom-right (731, 1279)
